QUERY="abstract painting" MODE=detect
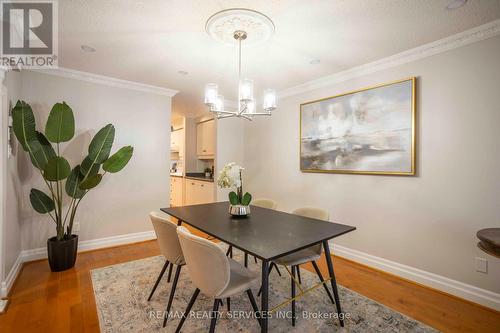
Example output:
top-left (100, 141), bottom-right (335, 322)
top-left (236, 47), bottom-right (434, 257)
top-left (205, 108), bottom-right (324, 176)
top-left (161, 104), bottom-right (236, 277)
top-left (300, 78), bottom-right (416, 175)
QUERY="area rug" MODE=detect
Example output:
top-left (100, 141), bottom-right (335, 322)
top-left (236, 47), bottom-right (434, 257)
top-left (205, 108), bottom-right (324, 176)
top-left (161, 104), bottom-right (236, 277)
top-left (91, 250), bottom-right (438, 332)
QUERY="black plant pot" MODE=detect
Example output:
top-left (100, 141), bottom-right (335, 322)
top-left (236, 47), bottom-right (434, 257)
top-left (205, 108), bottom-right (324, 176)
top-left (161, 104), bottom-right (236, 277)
top-left (47, 235), bottom-right (78, 272)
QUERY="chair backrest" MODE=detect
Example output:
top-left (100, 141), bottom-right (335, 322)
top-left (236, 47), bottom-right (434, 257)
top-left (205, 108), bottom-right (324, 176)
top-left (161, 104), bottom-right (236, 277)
top-left (252, 198), bottom-right (278, 210)
top-left (176, 226), bottom-right (230, 297)
top-left (149, 211), bottom-right (184, 265)
top-left (292, 207), bottom-right (330, 221)
top-left (292, 207), bottom-right (329, 255)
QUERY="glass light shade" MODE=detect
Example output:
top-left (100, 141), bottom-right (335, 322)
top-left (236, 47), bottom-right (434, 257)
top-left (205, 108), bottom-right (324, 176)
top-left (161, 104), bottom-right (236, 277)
top-left (245, 100), bottom-right (255, 114)
top-left (214, 95), bottom-right (224, 112)
top-left (239, 78), bottom-right (254, 102)
top-left (263, 89), bottom-right (277, 111)
top-left (204, 83), bottom-right (218, 106)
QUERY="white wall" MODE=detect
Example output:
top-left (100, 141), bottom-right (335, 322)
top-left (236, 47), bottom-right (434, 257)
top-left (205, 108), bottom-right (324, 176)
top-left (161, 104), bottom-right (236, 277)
top-left (244, 35), bottom-right (500, 296)
top-left (216, 117), bottom-right (245, 201)
top-left (8, 70), bottom-right (172, 251)
top-left (2, 71), bottom-right (23, 287)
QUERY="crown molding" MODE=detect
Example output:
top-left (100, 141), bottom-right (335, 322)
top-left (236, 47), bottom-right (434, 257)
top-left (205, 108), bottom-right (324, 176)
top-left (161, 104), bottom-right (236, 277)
top-left (279, 19), bottom-right (500, 99)
top-left (30, 67), bottom-right (178, 97)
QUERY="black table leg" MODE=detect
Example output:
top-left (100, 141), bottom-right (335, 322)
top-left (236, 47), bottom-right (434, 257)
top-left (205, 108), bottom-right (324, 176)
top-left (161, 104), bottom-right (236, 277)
top-left (245, 253), bottom-right (248, 267)
top-left (322, 240), bottom-right (344, 327)
top-left (261, 261), bottom-right (269, 333)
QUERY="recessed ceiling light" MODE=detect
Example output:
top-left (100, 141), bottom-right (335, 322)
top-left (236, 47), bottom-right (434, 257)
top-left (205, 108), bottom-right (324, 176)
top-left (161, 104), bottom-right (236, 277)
top-left (446, 0), bottom-right (467, 10)
top-left (310, 59), bottom-right (320, 65)
top-left (81, 45), bottom-right (96, 53)
top-left (177, 70), bottom-right (189, 75)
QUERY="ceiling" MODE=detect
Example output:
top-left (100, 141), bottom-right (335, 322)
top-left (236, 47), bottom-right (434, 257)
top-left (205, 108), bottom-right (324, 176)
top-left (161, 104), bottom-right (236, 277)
top-left (58, 0), bottom-right (500, 117)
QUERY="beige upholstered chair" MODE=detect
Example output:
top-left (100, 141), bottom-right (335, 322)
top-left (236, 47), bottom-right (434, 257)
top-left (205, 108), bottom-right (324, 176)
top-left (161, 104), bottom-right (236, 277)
top-left (252, 198), bottom-right (278, 210)
top-left (266, 207), bottom-right (335, 327)
top-left (175, 226), bottom-right (261, 333)
top-left (149, 211), bottom-right (186, 327)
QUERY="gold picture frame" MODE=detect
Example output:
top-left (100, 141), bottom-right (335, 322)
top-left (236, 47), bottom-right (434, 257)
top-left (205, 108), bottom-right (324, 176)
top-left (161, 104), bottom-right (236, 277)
top-left (300, 77), bottom-right (416, 176)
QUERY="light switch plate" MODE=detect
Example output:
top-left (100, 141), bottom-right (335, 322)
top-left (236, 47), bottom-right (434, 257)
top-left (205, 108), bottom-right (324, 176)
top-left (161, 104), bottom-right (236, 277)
top-left (73, 221), bottom-right (80, 232)
top-left (475, 257), bottom-right (488, 273)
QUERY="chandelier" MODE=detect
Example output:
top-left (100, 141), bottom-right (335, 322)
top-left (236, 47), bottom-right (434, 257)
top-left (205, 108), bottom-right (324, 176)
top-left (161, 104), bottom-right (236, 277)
top-left (204, 9), bottom-right (277, 120)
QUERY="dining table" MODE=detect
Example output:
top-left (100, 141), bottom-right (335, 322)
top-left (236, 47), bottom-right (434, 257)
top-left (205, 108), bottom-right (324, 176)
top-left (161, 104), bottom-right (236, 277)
top-left (161, 202), bottom-right (356, 332)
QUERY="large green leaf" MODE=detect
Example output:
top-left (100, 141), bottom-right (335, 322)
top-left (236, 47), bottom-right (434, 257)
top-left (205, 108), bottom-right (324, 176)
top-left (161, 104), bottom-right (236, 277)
top-left (12, 100), bottom-right (36, 151)
top-left (88, 124), bottom-right (115, 164)
top-left (79, 174), bottom-right (102, 190)
top-left (29, 188), bottom-right (55, 214)
top-left (66, 166), bottom-right (85, 199)
top-left (241, 192), bottom-right (252, 206)
top-left (229, 191), bottom-right (239, 205)
top-left (43, 156), bottom-right (71, 181)
top-left (80, 156), bottom-right (99, 178)
top-left (45, 102), bottom-right (75, 143)
top-left (103, 146), bottom-right (133, 173)
top-left (28, 132), bottom-right (56, 170)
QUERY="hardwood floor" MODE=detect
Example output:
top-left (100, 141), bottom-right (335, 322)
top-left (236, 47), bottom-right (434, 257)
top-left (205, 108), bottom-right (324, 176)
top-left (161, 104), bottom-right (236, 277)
top-left (0, 239), bottom-right (499, 333)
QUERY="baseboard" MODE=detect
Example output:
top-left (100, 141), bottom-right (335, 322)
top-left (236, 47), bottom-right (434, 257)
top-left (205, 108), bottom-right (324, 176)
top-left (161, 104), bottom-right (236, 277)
top-left (330, 242), bottom-right (500, 311)
top-left (0, 254), bottom-right (23, 298)
top-left (1, 230), bottom-right (157, 297)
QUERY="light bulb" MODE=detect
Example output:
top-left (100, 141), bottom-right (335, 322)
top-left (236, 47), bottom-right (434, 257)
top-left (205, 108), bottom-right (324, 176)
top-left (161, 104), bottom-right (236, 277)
top-left (214, 95), bottom-right (224, 112)
top-left (263, 89), bottom-right (277, 112)
top-left (239, 78), bottom-right (254, 102)
top-left (204, 83), bottom-right (218, 106)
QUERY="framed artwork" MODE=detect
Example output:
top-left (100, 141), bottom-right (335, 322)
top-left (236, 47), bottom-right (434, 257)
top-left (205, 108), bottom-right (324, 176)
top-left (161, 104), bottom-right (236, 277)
top-left (300, 77), bottom-right (416, 175)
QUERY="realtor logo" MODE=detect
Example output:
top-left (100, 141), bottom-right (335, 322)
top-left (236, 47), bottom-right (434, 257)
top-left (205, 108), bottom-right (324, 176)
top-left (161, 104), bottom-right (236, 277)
top-left (1, 0), bottom-right (58, 68)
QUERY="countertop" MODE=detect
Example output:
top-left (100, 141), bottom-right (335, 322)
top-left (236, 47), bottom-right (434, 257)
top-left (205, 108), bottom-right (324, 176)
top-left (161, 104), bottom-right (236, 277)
top-left (185, 172), bottom-right (214, 182)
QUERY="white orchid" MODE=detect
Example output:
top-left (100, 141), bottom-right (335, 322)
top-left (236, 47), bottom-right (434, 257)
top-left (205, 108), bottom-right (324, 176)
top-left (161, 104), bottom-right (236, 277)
top-left (217, 162), bottom-right (252, 206)
top-left (217, 162), bottom-right (244, 189)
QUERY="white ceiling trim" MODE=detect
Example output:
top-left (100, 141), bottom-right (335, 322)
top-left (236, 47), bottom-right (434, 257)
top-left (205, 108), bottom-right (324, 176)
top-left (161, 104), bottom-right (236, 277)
top-left (278, 19), bottom-right (500, 99)
top-left (30, 67), bottom-right (178, 97)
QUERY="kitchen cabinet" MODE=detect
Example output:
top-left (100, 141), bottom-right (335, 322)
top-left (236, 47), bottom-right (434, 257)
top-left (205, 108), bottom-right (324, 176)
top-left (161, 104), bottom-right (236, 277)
top-left (185, 179), bottom-right (214, 205)
top-left (170, 176), bottom-right (184, 206)
top-left (171, 128), bottom-right (184, 156)
top-left (196, 120), bottom-right (215, 158)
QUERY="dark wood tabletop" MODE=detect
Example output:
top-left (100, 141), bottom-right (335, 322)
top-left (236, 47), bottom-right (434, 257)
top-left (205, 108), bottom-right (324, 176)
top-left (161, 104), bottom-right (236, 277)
top-left (161, 202), bottom-right (356, 261)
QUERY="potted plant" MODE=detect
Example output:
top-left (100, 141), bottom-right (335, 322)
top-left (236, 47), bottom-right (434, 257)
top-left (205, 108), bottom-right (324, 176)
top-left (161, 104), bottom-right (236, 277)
top-left (11, 100), bottom-right (133, 272)
top-left (217, 162), bottom-right (252, 216)
top-left (204, 167), bottom-right (212, 178)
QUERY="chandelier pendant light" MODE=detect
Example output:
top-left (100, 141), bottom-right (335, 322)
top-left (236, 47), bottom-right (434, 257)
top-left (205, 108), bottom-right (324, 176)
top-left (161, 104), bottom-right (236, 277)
top-left (204, 9), bottom-right (277, 121)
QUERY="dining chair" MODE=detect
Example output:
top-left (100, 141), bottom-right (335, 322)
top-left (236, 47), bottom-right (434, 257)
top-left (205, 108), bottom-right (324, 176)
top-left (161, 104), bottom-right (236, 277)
top-left (252, 198), bottom-right (278, 210)
top-left (149, 211), bottom-right (186, 327)
top-left (175, 226), bottom-right (261, 333)
top-left (259, 207), bottom-right (335, 326)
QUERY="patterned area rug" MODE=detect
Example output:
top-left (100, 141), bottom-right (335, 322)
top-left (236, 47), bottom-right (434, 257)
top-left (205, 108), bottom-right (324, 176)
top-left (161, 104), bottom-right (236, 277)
top-left (91, 251), bottom-right (437, 333)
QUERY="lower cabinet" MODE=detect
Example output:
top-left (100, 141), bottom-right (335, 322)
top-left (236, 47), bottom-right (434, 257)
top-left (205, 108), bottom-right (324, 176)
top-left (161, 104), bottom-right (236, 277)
top-left (185, 179), bottom-right (214, 205)
top-left (170, 176), bottom-right (184, 206)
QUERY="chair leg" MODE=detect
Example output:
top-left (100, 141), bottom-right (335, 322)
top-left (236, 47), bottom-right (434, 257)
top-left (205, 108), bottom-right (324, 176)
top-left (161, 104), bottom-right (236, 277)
top-left (311, 260), bottom-right (335, 305)
top-left (246, 289), bottom-right (261, 327)
top-left (244, 253), bottom-right (248, 267)
top-left (226, 245), bottom-right (233, 258)
top-left (270, 262), bottom-right (282, 276)
top-left (226, 297), bottom-right (231, 312)
top-left (257, 266), bottom-right (273, 297)
top-left (291, 265), bottom-right (296, 327)
top-left (253, 255), bottom-right (258, 264)
top-left (163, 265), bottom-right (182, 327)
top-left (147, 260), bottom-right (169, 301)
top-left (296, 265), bottom-right (302, 284)
top-left (174, 288), bottom-right (200, 333)
top-left (167, 262), bottom-right (173, 283)
top-left (209, 299), bottom-right (220, 333)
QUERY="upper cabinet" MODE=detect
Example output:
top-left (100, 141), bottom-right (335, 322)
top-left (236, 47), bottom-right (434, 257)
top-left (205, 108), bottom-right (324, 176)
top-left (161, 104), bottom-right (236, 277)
top-left (171, 128), bottom-right (184, 157)
top-left (196, 119), bottom-right (215, 159)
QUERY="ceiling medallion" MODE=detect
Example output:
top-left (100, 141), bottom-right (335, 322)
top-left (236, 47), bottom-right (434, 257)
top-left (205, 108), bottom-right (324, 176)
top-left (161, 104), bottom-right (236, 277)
top-left (204, 9), bottom-right (277, 121)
